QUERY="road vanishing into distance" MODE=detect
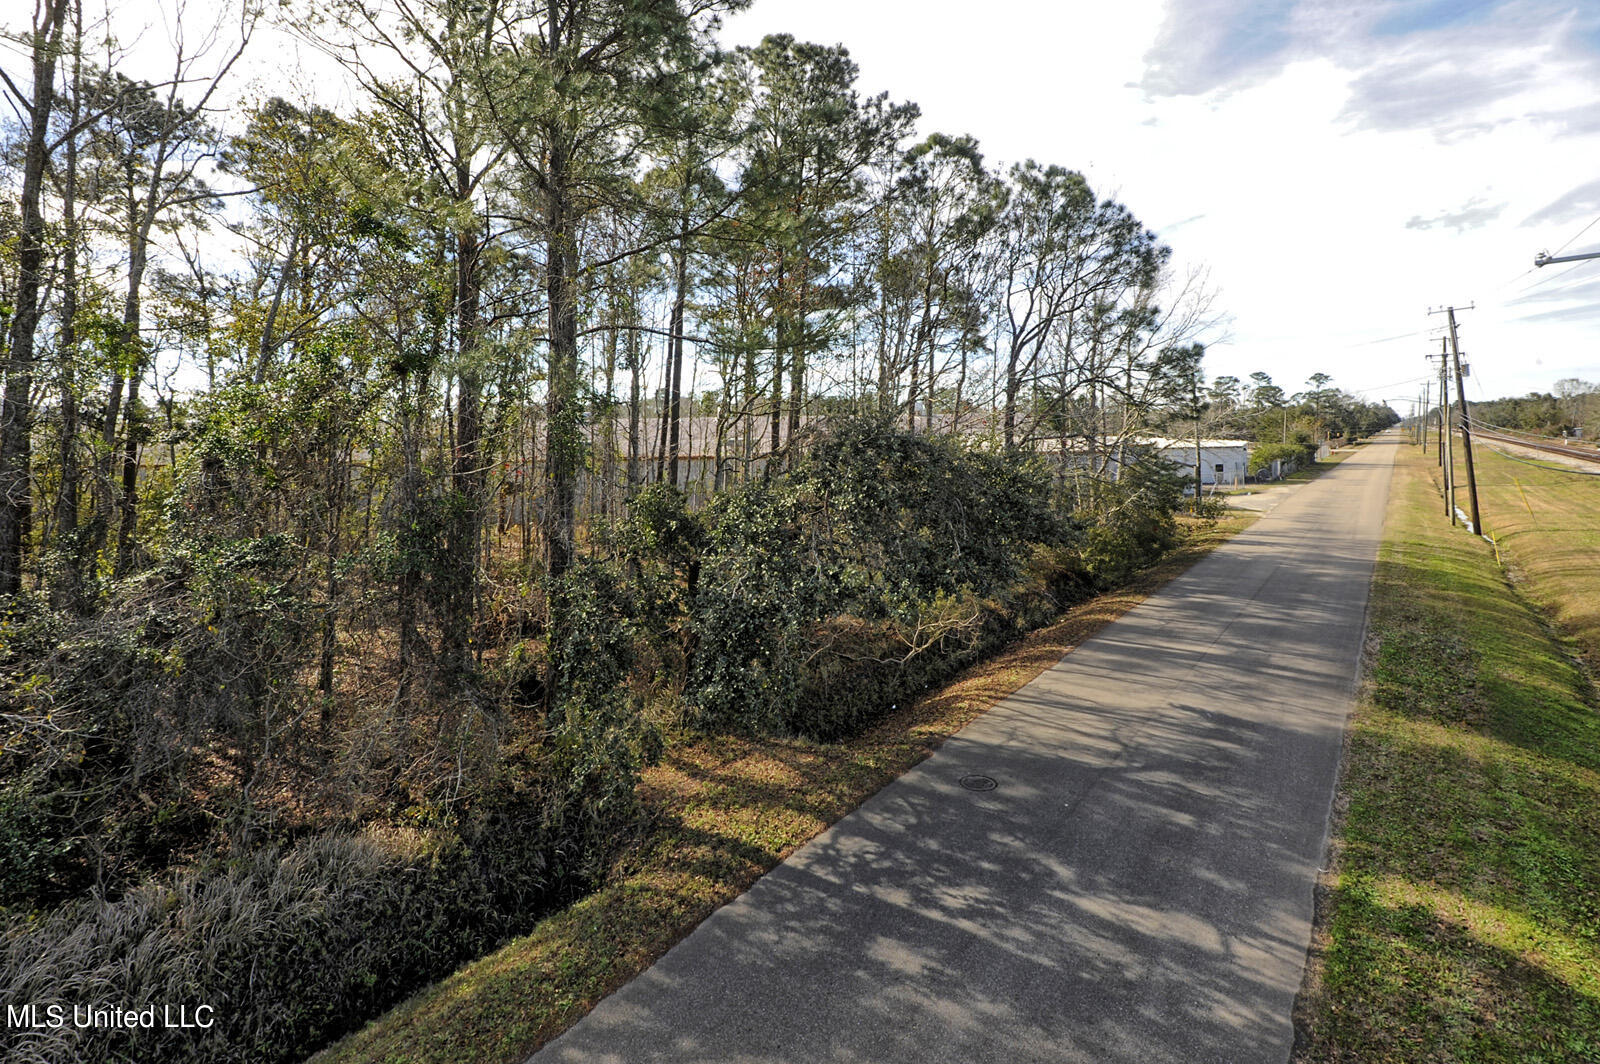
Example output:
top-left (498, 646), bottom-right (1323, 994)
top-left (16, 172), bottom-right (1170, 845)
top-left (529, 437), bottom-right (1399, 1064)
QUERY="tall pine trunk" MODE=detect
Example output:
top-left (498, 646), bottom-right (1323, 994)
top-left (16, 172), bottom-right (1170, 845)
top-left (440, 222), bottom-right (483, 679)
top-left (544, 134), bottom-right (579, 580)
top-left (0, 0), bottom-right (68, 595)
top-left (665, 234), bottom-right (688, 489)
top-left (52, 56), bottom-right (84, 610)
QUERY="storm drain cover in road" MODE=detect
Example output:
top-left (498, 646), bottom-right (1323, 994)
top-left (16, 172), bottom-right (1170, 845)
top-left (959, 774), bottom-right (997, 792)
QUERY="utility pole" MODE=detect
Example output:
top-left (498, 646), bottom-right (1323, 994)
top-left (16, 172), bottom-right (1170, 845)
top-left (1421, 380), bottom-right (1429, 454)
top-left (1449, 308), bottom-right (1483, 535)
top-left (1429, 339), bottom-right (1453, 521)
top-left (1438, 353), bottom-right (1447, 472)
top-left (1431, 304), bottom-right (1482, 535)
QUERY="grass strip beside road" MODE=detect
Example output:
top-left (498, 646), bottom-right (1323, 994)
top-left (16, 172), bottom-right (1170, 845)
top-left (311, 512), bottom-right (1255, 1064)
top-left (1294, 442), bottom-right (1600, 1064)
top-left (1441, 440), bottom-right (1600, 674)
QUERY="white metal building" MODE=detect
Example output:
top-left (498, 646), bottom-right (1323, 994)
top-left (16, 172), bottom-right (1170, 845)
top-left (1143, 438), bottom-right (1254, 486)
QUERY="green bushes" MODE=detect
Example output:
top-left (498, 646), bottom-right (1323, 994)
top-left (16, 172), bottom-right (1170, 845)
top-left (788, 582), bottom-right (1067, 740)
top-left (543, 561), bottom-right (664, 869)
top-left (0, 769), bottom-right (80, 908)
top-left (1078, 456), bottom-right (1186, 586)
top-left (684, 481), bottom-right (823, 733)
top-left (600, 419), bottom-right (1199, 741)
top-left (1248, 440), bottom-right (1318, 477)
top-left (617, 419), bottom-right (1079, 739)
top-left (0, 537), bottom-right (319, 908)
top-left (1, 559), bottom-right (652, 1064)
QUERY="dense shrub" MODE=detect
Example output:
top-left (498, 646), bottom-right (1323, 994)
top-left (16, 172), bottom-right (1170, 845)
top-left (1248, 440), bottom-right (1318, 477)
top-left (0, 537), bottom-right (318, 908)
top-left (0, 789), bottom-right (576, 1064)
top-left (543, 560), bottom-right (664, 873)
top-left (631, 419), bottom-right (1072, 737)
top-left (0, 768), bottom-right (81, 908)
top-left (789, 580), bottom-right (1070, 740)
top-left (685, 480), bottom-right (823, 733)
top-left (608, 421), bottom-right (1187, 742)
top-left (1078, 454), bottom-right (1186, 587)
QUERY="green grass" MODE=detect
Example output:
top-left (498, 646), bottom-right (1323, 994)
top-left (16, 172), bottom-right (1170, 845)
top-left (310, 512), bottom-right (1256, 1064)
top-left (1438, 438), bottom-right (1600, 676)
top-left (1293, 442), bottom-right (1600, 1064)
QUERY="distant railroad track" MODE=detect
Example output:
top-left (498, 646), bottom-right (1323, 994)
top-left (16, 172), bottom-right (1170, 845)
top-left (1472, 427), bottom-right (1600, 467)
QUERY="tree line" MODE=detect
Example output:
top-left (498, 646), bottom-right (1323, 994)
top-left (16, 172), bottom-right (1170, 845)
top-left (1466, 378), bottom-right (1600, 439)
top-left (0, 0), bottom-right (1229, 616)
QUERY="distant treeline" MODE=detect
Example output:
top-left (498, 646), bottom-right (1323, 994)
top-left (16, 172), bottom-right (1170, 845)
top-left (1465, 380), bottom-right (1600, 439)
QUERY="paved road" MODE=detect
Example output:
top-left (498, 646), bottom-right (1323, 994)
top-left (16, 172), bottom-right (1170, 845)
top-left (530, 437), bottom-right (1398, 1064)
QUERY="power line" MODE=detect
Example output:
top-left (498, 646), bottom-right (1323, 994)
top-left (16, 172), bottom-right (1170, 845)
top-left (1509, 255), bottom-right (1598, 299)
top-left (1496, 216), bottom-right (1599, 290)
top-left (1464, 414), bottom-right (1572, 443)
top-left (1343, 329), bottom-right (1428, 348)
top-left (1496, 265), bottom-right (1538, 291)
top-left (1346, 373), bottom-right (1432, 395)
top-left (1551, 213), bottom-right (1600, 258)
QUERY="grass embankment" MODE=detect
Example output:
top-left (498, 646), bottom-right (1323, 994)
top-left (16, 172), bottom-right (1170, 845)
top-left (1440, 439), bottom-right (1600, 672)
top-left (1294, 442), bottom-right (1600, 1063)
top-left (313, 511), bottom-right (1255, 1064)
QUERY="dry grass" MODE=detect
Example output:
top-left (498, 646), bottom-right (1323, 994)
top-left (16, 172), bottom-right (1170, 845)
top-left (310, 511), bottom-right (1256, 1064)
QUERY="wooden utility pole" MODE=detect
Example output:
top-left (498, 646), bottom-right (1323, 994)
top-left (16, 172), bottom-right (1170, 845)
top-left (1442, 305), bottom-right (1483, 535)
top-left (1432, 341), bottom-right (1454, 522)
top-left (1437, 352), bottom-right (1446, 468)
top-left (1420, 381), bottom-right (1429, 453)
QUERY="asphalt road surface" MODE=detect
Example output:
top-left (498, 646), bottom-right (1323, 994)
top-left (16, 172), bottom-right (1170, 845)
top-left (529, 437), bottom-right (1399, 1064)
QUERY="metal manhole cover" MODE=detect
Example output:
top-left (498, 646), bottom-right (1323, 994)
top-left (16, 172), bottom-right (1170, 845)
top-left (959, 774), bottom-right (997, 792)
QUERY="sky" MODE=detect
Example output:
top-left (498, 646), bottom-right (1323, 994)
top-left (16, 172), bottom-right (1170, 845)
top-left (719, 0), bottom-right (1600, 413)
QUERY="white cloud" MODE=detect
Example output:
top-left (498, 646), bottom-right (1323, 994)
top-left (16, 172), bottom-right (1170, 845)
top-left (1523, 178), bottom-right (1600, 228)
top-left (1406, 198), bottom-right (1508, 233)
top-left (722, 0), bottom-right (1600, 403)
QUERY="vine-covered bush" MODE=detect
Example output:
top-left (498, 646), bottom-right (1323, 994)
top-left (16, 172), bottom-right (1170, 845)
top-left (620, 419), bottom-right (1073, 738)
top-left (543, 560), bottom-right (664, 877)
top-left (684, 480), bottom-right (822, 733)
top-left (0, 536), bottom-right (317, 909)
top-left (1078, 454), bottom-right (1187, 586)
top-left (1247, 439), bottom-right (1319, 477)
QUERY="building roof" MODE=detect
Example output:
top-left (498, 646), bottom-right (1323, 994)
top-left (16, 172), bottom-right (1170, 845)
top-left (1140, 437), bottom-right (1253, 450)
